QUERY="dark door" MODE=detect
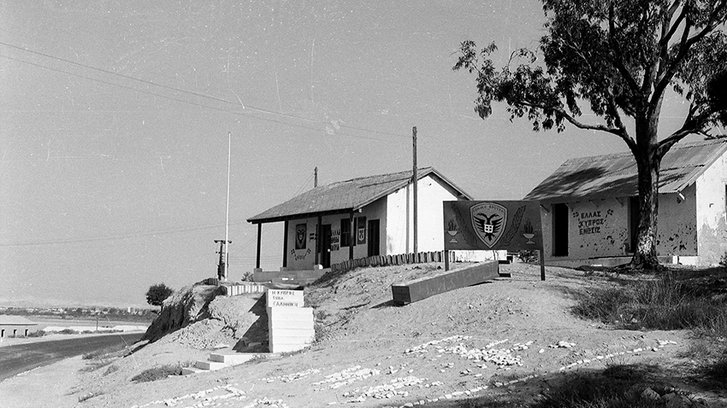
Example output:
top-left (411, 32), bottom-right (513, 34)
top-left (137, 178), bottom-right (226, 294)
top-left (629, 196), bottom-right (640, 253)
top-left (552, 203), bottom-right (569, 256)
top-left (320, 224), bottom-right (332, 268)
top-left (367, 219), bottom-right (380, 256)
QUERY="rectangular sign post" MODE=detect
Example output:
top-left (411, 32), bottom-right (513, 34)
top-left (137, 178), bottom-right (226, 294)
top-left (443, 200), bottom-right (545, 280)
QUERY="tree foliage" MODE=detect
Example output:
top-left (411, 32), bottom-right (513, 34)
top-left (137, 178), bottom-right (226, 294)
top-left (454, 0), bottom-right (727, 269)
top-left (146, 283), bottom-right (173, 310)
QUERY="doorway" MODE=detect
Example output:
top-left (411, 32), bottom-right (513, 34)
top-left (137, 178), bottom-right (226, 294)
top-left (320, 224), bottom-right (332, 268)
top-left (552, 203), bottom-right (569, 256)
top-left (367, 219), bottom-right (380, 256)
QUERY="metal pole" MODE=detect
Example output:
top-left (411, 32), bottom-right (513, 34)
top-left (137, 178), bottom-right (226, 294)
top-left (224, 132), bottom-right (231, 280)
top-left (412, 126), bottom-right (418, 254)
top-left (314, 166), bottom-right (318, 188)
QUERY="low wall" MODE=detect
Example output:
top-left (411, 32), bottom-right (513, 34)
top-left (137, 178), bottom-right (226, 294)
top-left (252, 269), bottom-right (326, 286)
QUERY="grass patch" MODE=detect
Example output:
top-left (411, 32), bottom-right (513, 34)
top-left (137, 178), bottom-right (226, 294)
top-left (130, 363), bottom-right (188, 383)
top-left (534, 366), bottom-right (674, 408)
top-left (572, 270), bottom-right (727, 333)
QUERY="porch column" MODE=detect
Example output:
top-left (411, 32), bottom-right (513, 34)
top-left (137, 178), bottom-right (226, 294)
top-left (282, 220), bottom-right (289, 268)
top-left (349, 211), bottom-right (355, 260)
top-left (315, 215), bottom-right (322, 266)
top-left (255, 223), bottom-right (262, 269)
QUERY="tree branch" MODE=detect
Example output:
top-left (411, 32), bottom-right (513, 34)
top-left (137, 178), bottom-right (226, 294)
top-left (518, 99), bottom-right (637, 152)
top-left (659, 1), bottom-right (687, 49)
top-left (608, 4), bottom-right (642, 96)
top-left (686, 0), bottom-right (727, 47)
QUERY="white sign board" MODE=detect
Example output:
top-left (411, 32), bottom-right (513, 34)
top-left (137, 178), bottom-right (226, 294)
top-left (266, 289), bottom-right (304, 308)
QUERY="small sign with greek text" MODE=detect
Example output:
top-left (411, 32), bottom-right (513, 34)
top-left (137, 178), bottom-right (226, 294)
top-left (266, 289), bottom-right (304, 308)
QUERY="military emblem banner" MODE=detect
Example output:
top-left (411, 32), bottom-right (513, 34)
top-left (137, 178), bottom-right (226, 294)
top-left (444, 201), bottom-right (542, 251)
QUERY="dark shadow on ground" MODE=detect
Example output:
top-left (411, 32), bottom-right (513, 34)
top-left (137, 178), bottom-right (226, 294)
top-left (233, 293), bottom-right (269, 352)
top-left (374, 363), bottom-right (722, 408)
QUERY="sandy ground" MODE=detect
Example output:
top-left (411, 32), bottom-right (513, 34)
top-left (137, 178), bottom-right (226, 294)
top-left (0, 356), bottom-right (84, 408)
top-left (2, 262), bottom-right (725, 408)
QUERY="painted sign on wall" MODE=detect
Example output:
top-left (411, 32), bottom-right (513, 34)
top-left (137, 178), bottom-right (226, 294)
top-left (295, 224), bottom-right (307, 250)
top-left (356, 216), bottom-right (367, 245)
top-left (443, 200), bottom-right (543, 251)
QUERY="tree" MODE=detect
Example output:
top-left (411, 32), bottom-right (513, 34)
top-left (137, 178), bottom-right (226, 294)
top-left (454, 0), bottom-right (727, 269)
top-left (146, 283), bottom-right (173, 312)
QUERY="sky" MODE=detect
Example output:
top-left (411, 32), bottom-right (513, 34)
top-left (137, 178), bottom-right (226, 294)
top-left (0, 1), bottom-right (697, 308)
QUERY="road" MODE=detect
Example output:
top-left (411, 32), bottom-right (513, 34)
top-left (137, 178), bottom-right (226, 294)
top-left (0, 333), bottom-right (143, 382)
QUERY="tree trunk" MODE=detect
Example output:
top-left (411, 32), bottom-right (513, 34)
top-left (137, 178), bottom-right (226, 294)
top-left (630, 150), bottom-right (661, 270)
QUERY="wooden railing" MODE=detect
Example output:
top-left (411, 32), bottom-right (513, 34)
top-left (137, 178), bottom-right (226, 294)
top-left (330, 251), bottom-right (454, 274)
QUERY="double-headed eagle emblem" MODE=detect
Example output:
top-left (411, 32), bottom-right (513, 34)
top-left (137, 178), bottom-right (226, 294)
top-left (470, 202), bottom-right (508, 248)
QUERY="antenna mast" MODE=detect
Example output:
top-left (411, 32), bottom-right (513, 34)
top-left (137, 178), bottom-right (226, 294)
top-left (215, 132), bottom-right (232, 281)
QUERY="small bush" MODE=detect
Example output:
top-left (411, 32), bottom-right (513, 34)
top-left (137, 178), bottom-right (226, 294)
top-left (58, 328), bottom-right (78, 335)
top-left (572, 272), bottom-right (727, 332)
top-left (130, 364), bottom-right (186, 383)
top-left (26, 330), bottom-right (47, 338)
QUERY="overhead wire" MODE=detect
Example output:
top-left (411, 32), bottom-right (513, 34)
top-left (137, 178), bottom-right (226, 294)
top-left (0, 41), bottom-right (409, 142)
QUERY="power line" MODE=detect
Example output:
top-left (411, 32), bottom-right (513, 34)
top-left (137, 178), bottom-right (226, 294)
top-left (0, 221), bottom-right (251, 247)
top-left (0, 54), bottom-right (324, 132)
top-left (0, 40), bottom-right (409, 142)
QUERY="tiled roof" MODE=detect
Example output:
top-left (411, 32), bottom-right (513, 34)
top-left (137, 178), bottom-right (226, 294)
top-left (524, 139), bottom-right (727, 202)
top-left (0, 315), bottom-right (38, 326)
top-left (248, 167), bottom-right (471, 223)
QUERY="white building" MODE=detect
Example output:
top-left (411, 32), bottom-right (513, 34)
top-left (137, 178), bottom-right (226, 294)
top-left (525, 139), bottom-right (727, 266)
top-left (247, 167), bottom-right (472, 271)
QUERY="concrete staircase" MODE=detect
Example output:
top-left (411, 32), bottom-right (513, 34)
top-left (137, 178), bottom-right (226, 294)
top-left (182, 347), bottom-right (271, 375)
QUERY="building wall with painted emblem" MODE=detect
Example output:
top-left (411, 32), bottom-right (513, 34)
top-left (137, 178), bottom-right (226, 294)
top-left (539, 185), bottom-right (701, 265)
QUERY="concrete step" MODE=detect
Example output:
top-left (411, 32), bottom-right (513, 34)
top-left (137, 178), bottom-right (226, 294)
top-left (194, 360), bottom-right (227, 371)
top-left (209, 352), bottom-right (259, 364)
top-left (181, 366), bottom-right (206, 375)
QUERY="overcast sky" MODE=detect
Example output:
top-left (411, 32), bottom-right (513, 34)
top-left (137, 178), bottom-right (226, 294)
top-left (0, 1), bottom-right (694, 307)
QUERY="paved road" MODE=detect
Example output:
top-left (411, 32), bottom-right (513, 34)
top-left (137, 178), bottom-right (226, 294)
top-left (0, 333), bottom-right (143, 382)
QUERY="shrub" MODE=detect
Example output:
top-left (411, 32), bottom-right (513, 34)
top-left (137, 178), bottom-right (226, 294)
top-left (26, 330), bottom-right (46, 338)
top-left (572, 272), bottom-right (727, 332)
top-left (146, 283), bottom-right (174, 311)
top-left (130, 364), bottom-right (187, 383)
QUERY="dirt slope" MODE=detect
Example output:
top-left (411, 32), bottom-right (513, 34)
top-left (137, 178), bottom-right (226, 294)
top-left (73, 262), bottom-right (725, 408)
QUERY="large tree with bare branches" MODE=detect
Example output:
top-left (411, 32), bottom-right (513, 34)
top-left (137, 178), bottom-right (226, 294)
top-left (454, 0), bottom-right (727, 269)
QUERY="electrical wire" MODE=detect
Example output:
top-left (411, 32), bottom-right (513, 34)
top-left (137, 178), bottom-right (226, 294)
top-left (0, 41), bottom-right (409, 142)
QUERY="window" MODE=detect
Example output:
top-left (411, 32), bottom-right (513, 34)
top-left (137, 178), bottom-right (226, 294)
top-left (341, 218), bottom-right (352, 247)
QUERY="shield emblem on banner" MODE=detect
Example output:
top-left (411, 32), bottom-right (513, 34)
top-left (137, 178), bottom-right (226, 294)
top-left (470, 202), bottom-right (507, 248)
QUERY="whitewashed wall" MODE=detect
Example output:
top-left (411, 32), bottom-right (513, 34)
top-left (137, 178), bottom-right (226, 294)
top-left (540, 187), bottom-right (699, 263)
top-left (696, 150), bottom-right (727, 265)
top-left (385, 175), bottom-right (462, 255)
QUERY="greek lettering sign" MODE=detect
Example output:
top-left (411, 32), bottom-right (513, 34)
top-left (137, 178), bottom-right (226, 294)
top-left (266, 289), bottom-right (304, 308)
top-left (444, 200), bottom-right (542, 251)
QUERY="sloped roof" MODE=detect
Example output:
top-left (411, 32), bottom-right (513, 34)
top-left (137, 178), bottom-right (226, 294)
top-left (0, 315), bottom-right (38, 326)
top-left (524, 139), bottom-right (727, 202)
top-left (248, 167), bottom-right (471, 224)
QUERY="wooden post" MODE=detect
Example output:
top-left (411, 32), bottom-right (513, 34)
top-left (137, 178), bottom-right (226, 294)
top-left (255, 223), bottom-right (262, 269)
top-left (412, 126), bottom-right (418, 254)
top-left (444, 250), bottom-right (450, 271)
top-left (539, 248), bottom-right (546, 281)
top-left (282, 220), bottom-right (289, 268)
top-left (315, 215), bottom-right (322, 266)
top-left (349, 211), bottom-right (354, 260)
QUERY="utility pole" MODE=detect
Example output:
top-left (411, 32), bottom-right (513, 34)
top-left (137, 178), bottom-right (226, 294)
top-left (215, 239), bottom-right (232, 281)
top-left (314, 166), bottom-right (318, 188)
top-left (412, 126), bottom-right (418, 254)
top-left (215, 132), bottom-right (232, 281)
